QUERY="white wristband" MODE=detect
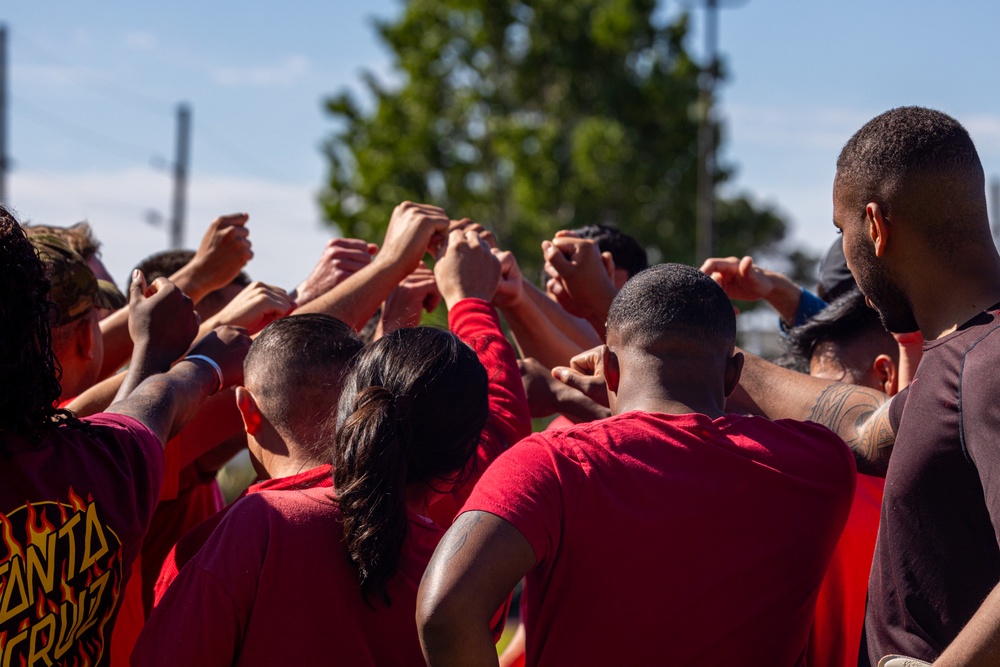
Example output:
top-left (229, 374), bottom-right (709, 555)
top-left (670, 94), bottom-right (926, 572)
top-left (184, 354), bottom-right (224, 394)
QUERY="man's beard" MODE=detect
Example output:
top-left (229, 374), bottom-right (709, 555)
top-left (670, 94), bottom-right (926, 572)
top-left (851, 242), bottom-right (920, 334)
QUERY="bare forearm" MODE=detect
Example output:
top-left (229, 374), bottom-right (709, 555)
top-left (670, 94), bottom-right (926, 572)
top-left (107, 361), bottom-right (218, 445)
top-left (936, 582), bottom-right (1000, 666)
top-left (523, 281), bottom-right (603, 350)
top-left (731, 351), bottom-right (893, 475)
top-left (67, 373), bottom-right (126, 417)
top-left (421, 624), bottom-right (499, 667)
top-left (761, 271), bottom-right (803, 326)
top-left (98, 308), bottom-right (134, 378)
top-left (502, 298), bottom-right (587, 370)
top-left (293, 258), bottom-right (408, 330)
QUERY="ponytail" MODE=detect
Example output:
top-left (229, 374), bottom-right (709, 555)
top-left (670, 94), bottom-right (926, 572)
top-left (333, 327), bottom-right (489, 607)
top-left (334, 386), bottom-right (411, 606)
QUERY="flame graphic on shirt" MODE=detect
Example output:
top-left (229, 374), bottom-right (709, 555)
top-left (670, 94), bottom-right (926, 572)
top-left (0, 489), bottom-right (122, 666)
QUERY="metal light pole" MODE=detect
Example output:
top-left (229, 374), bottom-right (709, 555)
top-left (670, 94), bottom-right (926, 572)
top-left (694, 0), bottom-right (748, 263)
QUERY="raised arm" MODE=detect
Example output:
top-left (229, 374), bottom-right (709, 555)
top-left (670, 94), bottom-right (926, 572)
top-left (699, 255), bottom-right (807, 326)
top-left (106, 271), bottom-right (251, 444)
top-left (492, 249), bottom-right (600, 368)
top-left (731, 351), bottom-right (895, 476)
top-left (288, 237), bottom-right (378, 307)
top-left (429, 228), bottom-right (531, 526)
top-left (542, 236), bottom-right (619, 339)
top-left (293, 201), bottom-right (449, 329)
top-left (98, 213), bottom-right (254, 377)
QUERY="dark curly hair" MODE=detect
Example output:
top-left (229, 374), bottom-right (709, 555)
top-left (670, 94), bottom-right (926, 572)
top-left (333, 327), bottom-right (488, 606)
top-left (0, 206), bottom-right (72, 443)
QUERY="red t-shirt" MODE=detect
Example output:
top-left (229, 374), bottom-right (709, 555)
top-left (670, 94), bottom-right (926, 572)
top-left (153, 464), bottom-right (333, 607)
top-left (807, 474), bottom-right (884, 667)
top-left (0, 413), bottom-right (162, 667)
top-left (133, 298), bottom-right (530, 666)
top-left (463, 410), bottom-right (856, 666)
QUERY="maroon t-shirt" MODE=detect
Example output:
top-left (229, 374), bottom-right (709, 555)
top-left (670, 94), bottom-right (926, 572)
top-left (0, 413), bottom-right (162, 667)
top-left (863, 305), bottom-right (1000, 663)
top-left (464, 410), bottom-right (856, 666)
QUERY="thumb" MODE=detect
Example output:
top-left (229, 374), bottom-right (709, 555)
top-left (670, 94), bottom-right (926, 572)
top-left (553, 366), bottom-right (591, 393)
top-left (129, 270), bottom-right (148, 305)
top-left (738, 255), bottom-right (755, 278)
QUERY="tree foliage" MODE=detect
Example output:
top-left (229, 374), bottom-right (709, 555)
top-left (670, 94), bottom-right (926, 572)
top-left (321, 0), bottom-right (791, 275)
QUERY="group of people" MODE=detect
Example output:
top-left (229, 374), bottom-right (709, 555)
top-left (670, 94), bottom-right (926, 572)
top-left (0, 105), bottom-right (998, 666)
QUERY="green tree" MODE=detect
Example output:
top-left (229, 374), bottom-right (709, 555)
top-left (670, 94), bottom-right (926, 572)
top-left (321, 0), bottom-right (792, 276)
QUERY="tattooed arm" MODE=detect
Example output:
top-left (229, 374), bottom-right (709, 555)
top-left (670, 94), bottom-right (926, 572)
top-left (417, 511), bottom-right (536, 667)
top-left (728, 351), bottom-right (895, 476)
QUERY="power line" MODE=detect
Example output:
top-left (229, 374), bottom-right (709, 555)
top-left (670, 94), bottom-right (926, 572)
top-left (11, 94), bottom-right (166, 166)
top-left (15, 32), bottom-right (174, 118)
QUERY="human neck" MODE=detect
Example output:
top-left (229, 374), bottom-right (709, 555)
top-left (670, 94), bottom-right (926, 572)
top-left (256, 436), bottom-right (325, 481)
top-left (909, 249), bottom-right (1000, 339)
top-left (612, 350), bottom-right (728, 419)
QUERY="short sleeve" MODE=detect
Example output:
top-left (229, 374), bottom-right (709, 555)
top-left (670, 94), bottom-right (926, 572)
top-left (133, 495), bottom-right (270, 666)
top-left (460, 435), bottom-right (576, 568)
top-left (958, 327), bottom-right (1000, 533)
top-left (84, 412), bottom-right (164, 527)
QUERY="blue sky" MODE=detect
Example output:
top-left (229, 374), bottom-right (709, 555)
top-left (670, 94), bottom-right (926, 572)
top-left (4, 1), bottom-right (1000, 289)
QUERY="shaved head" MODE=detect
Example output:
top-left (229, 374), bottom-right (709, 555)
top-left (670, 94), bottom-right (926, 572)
top-left (607, 263), bottom-right (735, 353)
top-left (244, 314), bottom-right (363, 457)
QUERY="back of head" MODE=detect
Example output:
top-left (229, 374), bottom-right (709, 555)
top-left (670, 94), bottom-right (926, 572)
top-left (25, 222), bottom-right (101, 263)
top-left (574, 224), bottom-right (649, 278)
top-left (784, 287), bottom-right (897, 385)
top-left (607, 263), bottom-right (736, 353)
top-left (836, 107), bottom-right (986, 243)
top-left (0, 207), bottom-right (65, 440)
top-left (334, 326), bottom-right (489, 605)
top-left (244, 314), bottom-right (363, 457)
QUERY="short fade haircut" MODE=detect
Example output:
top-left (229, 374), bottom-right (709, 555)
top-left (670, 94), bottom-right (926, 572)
top-left (25, 222), bottom-right (101, 262)
top-left (607, 263), bottom-right (736, 351)
top-left (244, 314), bottom-right (363, 458)
top-left (573, 224), bottom-right (649, 279)
top-left (783, 287), bottom-right (896, 374)
top-left (836, 107), bottom-right (984, 219)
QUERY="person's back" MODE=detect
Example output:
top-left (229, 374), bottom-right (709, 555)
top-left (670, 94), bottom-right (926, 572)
top-left (418, 263), bottom-right (855, 666)
top-left (135, 220), bottom-right (530, 667)
top-left (469, 409), bottom-right (853, 664)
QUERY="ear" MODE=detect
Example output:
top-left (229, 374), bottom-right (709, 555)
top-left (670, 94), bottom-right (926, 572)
top-left (865, 202), bottom-right (890, 258)
top-left (76, 317), bottom-right (96, 361)
top-left (601, 345), bottom-right (620, 397)
top-left (873, 353), bottom-right (898, 397)
top-left (236, 386), bottom-right (264, 435)
top-left (723, 351), bottom-right (745, 398)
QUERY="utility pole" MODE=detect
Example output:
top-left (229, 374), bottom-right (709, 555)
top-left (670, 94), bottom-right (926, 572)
top-left (695, 0), bottom-right (717, 264)
top-left (694, 0), bottom-right (748, 263)
top-left (169, 103), bottom-right (191, 249)
top-left (0, 25), bottom-right (8, 204)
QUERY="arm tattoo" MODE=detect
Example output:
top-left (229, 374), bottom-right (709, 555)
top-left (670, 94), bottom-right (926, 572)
top-left (439, 511), bottom-right (486, 565)
top-left (809, 384), bottom-right (894, 475)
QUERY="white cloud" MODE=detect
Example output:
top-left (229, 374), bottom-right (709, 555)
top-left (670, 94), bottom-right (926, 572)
top-left (8, 167), bottom-right (339, 290)
top-left (124, 30), bottom-right (157, 51)
top-left (211, 55), bottom-right (310, 87)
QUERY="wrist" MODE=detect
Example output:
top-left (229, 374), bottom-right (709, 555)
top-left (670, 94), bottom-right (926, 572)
top-left (179, 354), bottom-right (224, 395)
top-left (443, 291), bottom-right (493, 311)
top-left (169, 264), bottom-right (210, 305)
top-left (130, 340), bottom-right (177, 375)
